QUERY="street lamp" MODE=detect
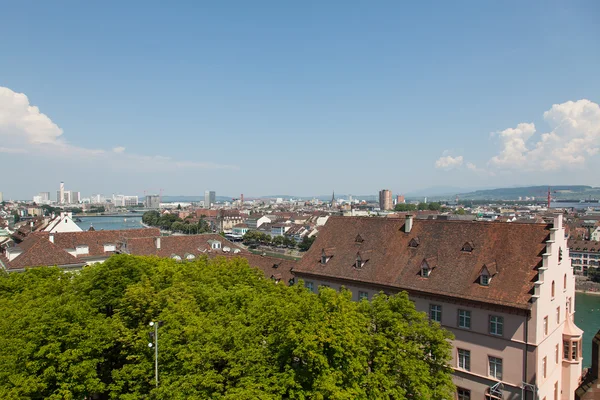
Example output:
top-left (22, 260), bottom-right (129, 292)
top-left (148, 321), bottom-right (164, 387)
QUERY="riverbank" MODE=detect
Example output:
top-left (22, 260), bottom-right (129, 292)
top-left (576, 289), bottom-right (600, 295)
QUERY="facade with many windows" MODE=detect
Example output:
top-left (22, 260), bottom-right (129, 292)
top-left (568, 239), bottom-right (600, 276)
top-left (293, 215), bottom-right (583, 399)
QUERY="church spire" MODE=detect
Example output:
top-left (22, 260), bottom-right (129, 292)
top-left (331, 190), bottom-right (336, 208)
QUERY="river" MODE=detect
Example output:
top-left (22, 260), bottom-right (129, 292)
top-left (575, 292), bottom-right (600, 368)
top-left (75, 215), bottom-right (144, 231)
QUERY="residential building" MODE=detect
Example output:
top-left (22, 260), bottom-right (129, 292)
top-left (293, 215), bottom-right (582, 399)
top-left (246, 215), bottom-right (271, 229)
top-left (0, 192), bottom-right (3, 203)
top-left (271, 224), bottom-right (291, 237)
top-left (591, 227), bottom-right (600, 242)
top-left (569, 240), bottom-right (600, 276)
top-left (0, 228), bottom-right (159, 271)
top-left (396, 194), bottom-right (405, 204)
top-left (231, 223), bottom-right (249, 237)
top-left (378, 189), bottom-right (393, 210)
top-left (43, 212), bottom-right (83, 233)
top-left (145, 195), bottom-right (161, 209)
top-left (204, 190), bottom-right (216, 209)
top-left (113, 195), bottom-right (139, 207)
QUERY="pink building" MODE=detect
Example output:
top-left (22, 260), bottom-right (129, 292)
top-left (293, 215), bottom-right (582, 399)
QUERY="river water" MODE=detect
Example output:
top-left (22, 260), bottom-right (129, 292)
top-left (575, 292), bottom-right (600, 368)
top-left (75, 215), bottom-right (144, 231)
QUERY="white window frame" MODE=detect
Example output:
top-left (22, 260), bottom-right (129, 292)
top-left (458, 348), bottom-right (470, 371)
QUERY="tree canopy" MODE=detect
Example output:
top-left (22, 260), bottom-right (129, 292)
top-left (142, 210), bottom-right (210, 234)
top-left (0, 256), bottom-right (455, 399)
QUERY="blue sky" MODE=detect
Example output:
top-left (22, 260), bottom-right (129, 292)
top-left (1, 1), bottom-right (599, 199)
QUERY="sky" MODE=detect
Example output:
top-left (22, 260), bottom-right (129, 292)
top-left (1, 0), bottom-right (599, 199)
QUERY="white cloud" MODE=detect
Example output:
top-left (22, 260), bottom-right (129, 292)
top-left (435, 155), bottom-right (463, 169)
top-left (0, 87), bottom-right (64, 144)
top-left (489, 99), bottom-right (600, 171)
top-left (0, 86), bottom-right (237, 171)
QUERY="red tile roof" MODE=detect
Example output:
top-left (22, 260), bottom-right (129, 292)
top-left (0, 236), bottom-right (83, 270)
top-left (293, 216), bottom-right (553, 310)
top-left (31, 228), bottom-right (160, 258)
top-left (123, 233), bottom-right (246, 258)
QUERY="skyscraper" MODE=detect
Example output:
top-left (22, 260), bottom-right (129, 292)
top-left (58, 181), bottom-right (65, 204)
top-left (378, 189), bottom-right (393, 210)
top-left (204, 190), bottom-right (216, 208)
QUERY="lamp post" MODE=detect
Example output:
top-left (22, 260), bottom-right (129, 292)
top-left (148, 321), bottom-right (164, 387)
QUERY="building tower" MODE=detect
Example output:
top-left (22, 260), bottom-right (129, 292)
top-left (59, 181), bottom-right (65, 204)
top-left (379, 189), bottom-right (393, 210)
top-left (331, 190), bottom-right (336, 208)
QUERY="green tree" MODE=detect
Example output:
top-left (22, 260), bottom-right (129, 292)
top-left (298, 235), bottom-right (316, 251)
top-left (394, 203), bottom-right (417, 212)
top-left (427, 202), bottom-right (442, 211)
top-left (272, 235), bottom-right (285, 247)
top-left (454, 208), bottom-right (466, 215)
top-left (177, 204), bottom-right (182, 210)
top-left (0, 256), bottom-right (455, 399)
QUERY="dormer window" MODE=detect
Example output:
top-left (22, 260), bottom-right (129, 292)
top-left (408, 237), bottom-right (420, 248)
top-left (355, 234), bottom-right (364, 243)
top-left (478, 263), bottom-right (496, 286)
top-left (420, 257), bottom-right (436, 277)
top-left (421, 265), bottom-right (431, 277)
top-left (481, 274), bottom-right (490, 286)
top-left (356, 253), bottom-right (363, 268)
top-left (321, 249), bottom-right (331, 265)
top-left (462, 242), bottom-right (474, 252)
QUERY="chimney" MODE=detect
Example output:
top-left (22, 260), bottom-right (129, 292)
top-left (405, 215), bottom-right (414, 233)
top-left (155, 237), bottom-right (161, 249)
top-left (49, 233), bottom-right (54, 243)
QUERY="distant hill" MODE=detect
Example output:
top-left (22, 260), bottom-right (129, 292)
top-left (454, 185), bottom-right (600, 201)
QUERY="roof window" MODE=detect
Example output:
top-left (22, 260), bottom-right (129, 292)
top-left (408, 237), bottom-right (420, 248)
top-left (355, 234), bottom-right (364, 243)
top-left (462, 242), bottom-right (474, 252)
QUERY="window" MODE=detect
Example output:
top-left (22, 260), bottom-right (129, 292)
top-left (358, 291), bottom-right (369, 301)
top-left (543, 356), bottom-right (547, 378)
top-left (551, 281), bottom-right (555, 298)
top-left (457, 388), bottom-right (471, 400)
top-left (305, 281), bottom-right (314, 292)
top-left (458, 309), bottom-right (471, 329)
top-left (421, 262), bottom-right (430, 277)
top-left (489, 356), bottom-right (503, 380)
top-left (408, 237), bottom-right (419, 248)
top-left (555, 344), bottom-right (559, 364)
top-left (564, 340), bottom-right (570, 359)
top-left (481, 274), bottom-right (490, 286)
top-left (554, 382), bottom-right (558, 400)
top-left (356, 254), bottom-right (363, 268)
top-left (489, 315), bottom-right (504, 336)
top-left (564, 274), bottom-right (567, 290)
top-left (544, 316), bottom-right (548, 335)
top-left (321, 249), bottom-right (329, 264)
top-left (556, 306), bottom-right (560, 324)
top-left (430, 304), bottom-right (442, 323)
top-left (458, 349), bottom-right (470, 371)
top-left (572, 341), bottom-right (578, 360)
top-left (461, 242), bottom-right (474, 252)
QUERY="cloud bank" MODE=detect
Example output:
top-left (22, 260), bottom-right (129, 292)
top-left (435, 155), bottom-right (463, 170)
top-left (433, 99), bottom-right (600, 175)
top-left (0, 86), bottom-right (237, 170)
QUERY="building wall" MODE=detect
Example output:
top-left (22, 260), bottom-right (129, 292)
top-left (296, 216), bottom-right (582, 400)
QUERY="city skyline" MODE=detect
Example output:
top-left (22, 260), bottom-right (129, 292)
top-left (1, 1), bottom-right (599, 199)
